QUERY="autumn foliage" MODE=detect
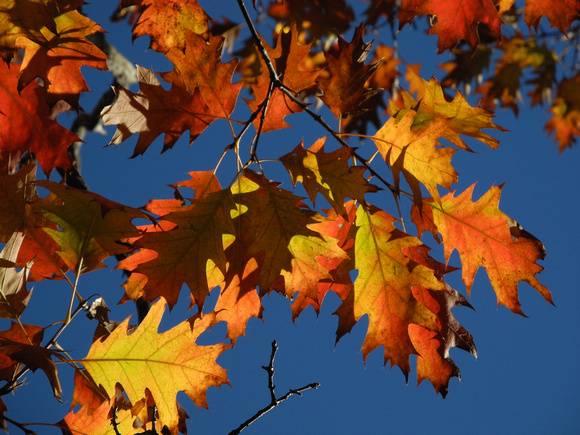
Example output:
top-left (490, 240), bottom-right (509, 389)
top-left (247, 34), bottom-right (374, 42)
top-left (0, 0), bottom-right (577, 433)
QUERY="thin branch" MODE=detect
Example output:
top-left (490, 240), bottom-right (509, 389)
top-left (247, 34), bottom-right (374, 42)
top-left (0, 415), bottom-right (36, 435)
top-left (248, 79), bottom-right (276, 163)
top-left (236, 0), bottom-right (279, 82)
top-left (0, 295), bottom-right (97, 397)
top-left (236, 0), bottom-right (398, 195)
top-left (110, 407), bottom-right (122, 435)
top-left (228, 340), bottom-right (320, 435)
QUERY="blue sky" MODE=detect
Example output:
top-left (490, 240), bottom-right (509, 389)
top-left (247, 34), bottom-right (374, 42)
top-left (4, 1), bottom-right (580, 434)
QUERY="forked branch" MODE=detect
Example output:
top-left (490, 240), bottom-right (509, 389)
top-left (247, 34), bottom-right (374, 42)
top-left (236, 0), bottom-right (398, 195)
top-left (228, 340), bottom-right (320, 434)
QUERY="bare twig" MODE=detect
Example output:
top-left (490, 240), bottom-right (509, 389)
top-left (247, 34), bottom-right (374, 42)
top-left (228, 340), bottom-right (320, 435)
top-left (110, 407), bottom-right (122, 435)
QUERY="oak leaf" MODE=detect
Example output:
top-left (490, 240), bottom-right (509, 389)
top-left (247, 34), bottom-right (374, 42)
top-left (161, 31), bottom-right (242, 120)
top-left (350, 204), bottom-right (445, 376)
top-left (33, 181), bottom-right (148, 274)
top-left (398, 0), bottom-right (502, 52)
top-left (213, 258), bottom-right (264, 345)
top-left (280, 137), bottom-right (379, 217)
top-left (289, 202), bottom-right (356, 320)
top-left (230, 170), bottom-right (320, 294)
top-left (394, 77), bottom-right (505, 151)
top-left (0, 63), bottom-right (77, 176)
top-left (68, 369), bottom-right (109, 418)
top-left (16, 192), bottom-right (71, 281)
top-left (122, 0), bottom-right (210, 53)
top-left (0, 163), bottom-right (70, 280)
top-left (0, 0), bottom-right (68, 61)
top-left (409, 283), bottom-right (476, 397)
top-left (83, 299), bottom-right (230, 433)
top-left (119, 185), bottom-right (236, 309)
top-left (245, 24), bottom-right (320, 132)
top-left (101, 65), bottom-right (215, 157)
top-left (59, 397), bottom-right (134, 435)
top-left (317, 23), bottom-right (381, 119)
top-left (546, 73), bottom-right (580, 152)
top-left (16, 10), bottom-right (108, 108)
top-left (476, 36), bottom-right (557, 114)
top-left (524, 0), bottom-right (580, 34)
top-left (415, 185), bottom-right (553, 314)
top-left (280, 225), bottom-right (348, 305)
top-left (373, 109), bottom-right (458, 205)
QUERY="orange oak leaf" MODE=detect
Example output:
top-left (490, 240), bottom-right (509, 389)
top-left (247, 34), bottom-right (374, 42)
top-left (0, 63), bottom-right (77, 176)
top-left (317, 23), bottom-right (381, 119)
top-left (408, 325), bottom-right (457, 396)
top-left (32, 181), bottom-right (148, 274)
top-left (101, 65), bottom-right (215, 158)
top-left (59, 397), bottom-right (134, 435)
top-left (351, 204), bottom-right (445, 376)
top-left (398, 0), bottom-right (502, 53)
top-left (171, 170), bottom-right (223, 201)
top-left (373, 109), bottom-right (458, 205)
top-left (122, 0), bottom-right (210, 53)
top-left (117, 173), bottom-right (221, 305)
top-left (0, 233), bottom-right (33, 319)
top-left (161, 31), bottom-right (242, 120)
top-left (119, 186), bottom-right (236, 309)
top-left (213, 257), bottom-right (264, 345)
top-left (280, 137), bottom-right (379, 217)
top-left (245, 24), bottom-right (320, 132)
top-left (289, 202), bottom-right (356, 320)
top-left (546, 73), bottom-right (580, 152)
top-left (69, 369), bottom-right (108, 418)
top-left (410, 284), bottom-right (476, 396)
top-left (16, 9), bottom-right (108, 108)
top-left (280, 223), bottom-right (348, 303)
top-left (83, 299), bottom-right (230, 434)
top-left (421, 185), bottom-right (553, 314)
top-left (524, 0), bottom-right (580, 34)
top-left (230, 170), bottom-right (320, 294)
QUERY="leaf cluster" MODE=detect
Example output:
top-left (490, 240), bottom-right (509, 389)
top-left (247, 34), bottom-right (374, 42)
top-left (0, 0), bottom-right (575, 433)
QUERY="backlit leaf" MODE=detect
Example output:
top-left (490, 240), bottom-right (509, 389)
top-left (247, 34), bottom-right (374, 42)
top-left (83, 299), bottom-right (230, 433)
